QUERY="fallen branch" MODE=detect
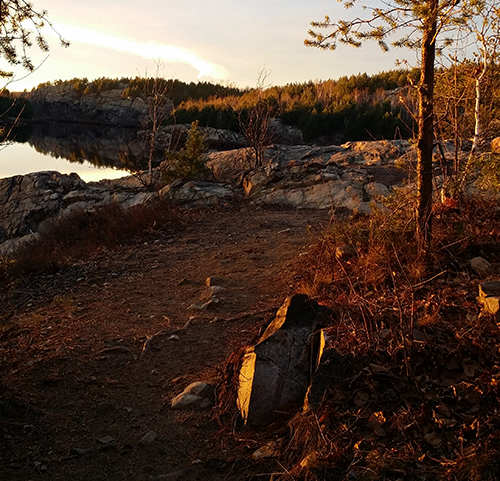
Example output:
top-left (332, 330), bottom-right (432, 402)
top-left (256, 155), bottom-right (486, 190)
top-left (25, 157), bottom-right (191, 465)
top-left (140, 318), bottom-right (193, 360)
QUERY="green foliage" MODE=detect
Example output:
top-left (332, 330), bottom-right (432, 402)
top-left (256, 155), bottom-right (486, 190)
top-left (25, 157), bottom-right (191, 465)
top-left (162, 121), bottom-right (210, 182)
top-left (476, 152), bottom-right (500, 190)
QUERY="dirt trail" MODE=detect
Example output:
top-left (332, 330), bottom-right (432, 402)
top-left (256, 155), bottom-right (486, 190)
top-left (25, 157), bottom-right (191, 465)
top-left (0, 205), bottom-right (332, 481)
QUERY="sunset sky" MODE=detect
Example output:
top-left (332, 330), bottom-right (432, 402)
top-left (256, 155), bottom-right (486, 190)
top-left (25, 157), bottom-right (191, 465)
top-left (5, 0), bottom-right (408, 92)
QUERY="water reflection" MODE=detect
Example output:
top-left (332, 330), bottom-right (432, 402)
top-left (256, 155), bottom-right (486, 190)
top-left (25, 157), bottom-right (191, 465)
top-left (1, 122), bottom-right (165, 182)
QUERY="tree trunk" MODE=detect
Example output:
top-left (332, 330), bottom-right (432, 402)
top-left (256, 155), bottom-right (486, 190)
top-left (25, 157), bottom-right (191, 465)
top-left (416, 0), bottom-right (438, 252)
top-left (472, 55), bottom-right (487, 153)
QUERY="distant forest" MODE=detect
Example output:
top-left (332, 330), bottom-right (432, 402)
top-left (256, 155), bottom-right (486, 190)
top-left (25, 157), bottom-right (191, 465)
top-left (3, 63), bottom-right (500, 145)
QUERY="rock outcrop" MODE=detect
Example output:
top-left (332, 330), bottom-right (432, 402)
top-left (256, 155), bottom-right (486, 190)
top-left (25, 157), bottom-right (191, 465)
top-left (209, 141), bottom-right (409, 213)
top-left (0, 140), bottom-right (414, 255)
top-left (159, 180), bottom-right (235, 208)
top-left (0, 171), bottom-right (152, 255)
top-left (28, 84), bottom-right (159, 126)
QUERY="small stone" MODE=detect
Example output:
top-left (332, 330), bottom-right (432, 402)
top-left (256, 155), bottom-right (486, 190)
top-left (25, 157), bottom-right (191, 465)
top-left (206, 276), bottom-right (224, 287)
top-left (96, 402), bottom-right (116, 416)
top-left (471, 257), bottom-right (491, 277)
top-left (200, 286), bottom-right (226, 301)
top-left (139, 430), bottom-right (158, 446)
top-left (252, 441), bottom-right (278, 460)
top-left (187, 302), bottom-right (204, 312)
top-left (98, 435), bottom-right (115, 444)
top-left (479, 281), bottom-right (500, 297)
top-left (201, 299), bottom-right (217, 310)
top-left (171, 382), bottom-right (214, 409)
top-left (168, 335), bottom-right (180, 341)
top-left (71, 448), bottom-right (92, 455)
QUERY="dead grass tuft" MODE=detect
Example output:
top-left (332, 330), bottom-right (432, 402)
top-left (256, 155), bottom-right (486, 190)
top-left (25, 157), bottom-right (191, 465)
top-left (1, 199), bottom-right (181, 279)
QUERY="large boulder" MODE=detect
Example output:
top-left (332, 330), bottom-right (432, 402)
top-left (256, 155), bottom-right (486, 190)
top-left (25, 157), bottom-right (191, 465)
top-left (0, 171), bottom-right (86, 239)
top-left (208, 148), bottom-right (255, 183)
top-left (237, 294), bottom-right (330, 427)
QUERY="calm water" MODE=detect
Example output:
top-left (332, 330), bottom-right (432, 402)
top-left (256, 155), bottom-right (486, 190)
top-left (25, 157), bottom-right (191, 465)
top-left (0, 122), bottom-right (151, 182)
top-left (0, 142), bottom-right (130, 182)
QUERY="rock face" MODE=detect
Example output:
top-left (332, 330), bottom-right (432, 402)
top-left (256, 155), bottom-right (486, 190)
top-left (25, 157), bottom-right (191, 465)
top-left (224, 141), bottom-right (409, 212)
top-left (0, 171), bottom-right (152, 255)
top-left (237, 294), bottom-right (330, 427)
top-left (28, 84), bottom-right (160, 126)
top-left (0, 171), bottom-right (86, 240)
top-left (159, 180), bottom-right (235, 208)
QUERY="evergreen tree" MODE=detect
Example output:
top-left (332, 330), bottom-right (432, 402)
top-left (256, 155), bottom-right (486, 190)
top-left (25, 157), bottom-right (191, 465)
top-left (162, 121), bottom-right (210, 182)
top-left (305, 0), bottom-right (474, 251)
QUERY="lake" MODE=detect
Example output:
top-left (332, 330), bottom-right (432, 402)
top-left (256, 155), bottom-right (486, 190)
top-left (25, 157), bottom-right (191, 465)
top-left (0, 122), bottom-right (155, 182)
top-left (0, 142), bottom-right (130, 182)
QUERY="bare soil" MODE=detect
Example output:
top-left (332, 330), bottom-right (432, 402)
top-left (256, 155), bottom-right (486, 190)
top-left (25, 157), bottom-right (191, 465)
top-left (0, 205), bottom-right (332, 481)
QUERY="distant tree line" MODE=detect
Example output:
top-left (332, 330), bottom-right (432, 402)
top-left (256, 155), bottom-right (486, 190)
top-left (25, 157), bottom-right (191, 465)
top-left (26, 71), bottom-right (416, 142)
top-left (10, 64), bottom-right (500, 144)
top-left (172, 70), bottom-right (420, 142)
top-left (0, 95), bottom-right (33, 120)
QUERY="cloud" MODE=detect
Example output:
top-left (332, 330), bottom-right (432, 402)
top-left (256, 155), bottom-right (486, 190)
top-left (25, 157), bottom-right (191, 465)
top-left (50, 23), bottom-right (227, 80)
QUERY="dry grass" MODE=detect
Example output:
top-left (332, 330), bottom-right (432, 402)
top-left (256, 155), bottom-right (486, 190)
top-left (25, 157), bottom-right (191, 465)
top-left (217, 193), bottom-right (500, 481)
top-left (0, 199), bottom-right (181, 280)
top-left (279, 193), bottom-right (500, 480)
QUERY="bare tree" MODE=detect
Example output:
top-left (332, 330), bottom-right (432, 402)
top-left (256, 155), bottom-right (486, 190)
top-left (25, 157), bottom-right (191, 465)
top-left (465, 1), bottom-right (500, 153)
top-left (238, 70), bottom-right (279, 169)
top-left (142, 62), bottom-right (172, 187)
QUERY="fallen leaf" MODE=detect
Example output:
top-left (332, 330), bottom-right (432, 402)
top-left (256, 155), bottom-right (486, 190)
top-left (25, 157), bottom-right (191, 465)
top-left (424, 431), bottom-right (442, 447)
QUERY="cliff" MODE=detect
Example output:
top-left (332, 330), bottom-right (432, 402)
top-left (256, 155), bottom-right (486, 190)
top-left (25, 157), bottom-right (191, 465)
top-left (27, 84), bottom-right (171, 127)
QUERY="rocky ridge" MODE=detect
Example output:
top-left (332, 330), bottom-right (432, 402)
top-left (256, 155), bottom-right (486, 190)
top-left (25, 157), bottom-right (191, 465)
top-left (0, 140), bottom-right (414, 257)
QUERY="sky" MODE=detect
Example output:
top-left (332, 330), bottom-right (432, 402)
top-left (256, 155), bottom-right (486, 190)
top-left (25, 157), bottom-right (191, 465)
top-left (3, 0), bottom-right (409, 92)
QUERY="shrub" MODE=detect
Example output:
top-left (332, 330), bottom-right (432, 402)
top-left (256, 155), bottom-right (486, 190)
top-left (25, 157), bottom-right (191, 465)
top-left (161, 120), bottom-right (210, 182)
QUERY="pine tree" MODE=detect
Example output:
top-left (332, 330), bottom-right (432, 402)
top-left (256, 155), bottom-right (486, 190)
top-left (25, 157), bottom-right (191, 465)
top-left (305, 0), bottom-right (472, 251)
top-left (0, 0), bottom-right (69, 78)
top-left (162, 121), bottom-right (210, 182)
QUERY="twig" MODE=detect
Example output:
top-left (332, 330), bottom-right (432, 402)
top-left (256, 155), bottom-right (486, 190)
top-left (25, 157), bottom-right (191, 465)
top-left (140, 329), bottom-right (181, 360)
top-left (412, 270), bottom-right (447, 289)
top-left (140, 317), bottom-right (195, 360)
